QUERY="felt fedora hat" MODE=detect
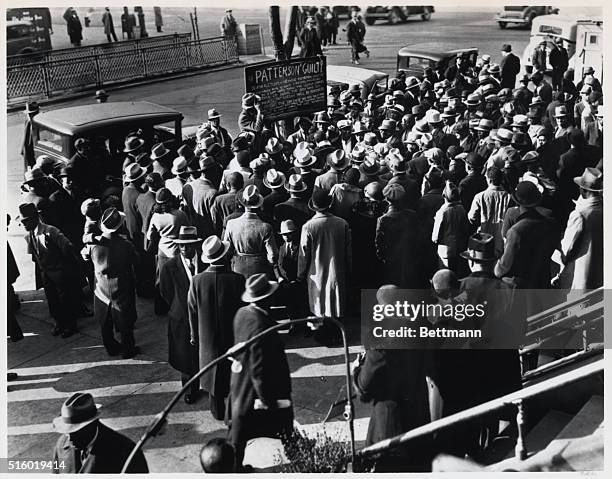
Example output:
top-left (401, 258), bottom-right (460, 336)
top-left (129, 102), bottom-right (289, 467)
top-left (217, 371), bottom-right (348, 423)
top-left (359, 158), bottom-right (380, 176)
top-left (513, 181), bottom-right (543, 208)
top-left (100, 207), bottom-right (125, 234)
top-left (123, 136), bottom-right (145, 153)
top-left (263, 169), bottom-right (286, 189)
top-left (171, 157), bottom-right (188, 175)
top-left (207, 108), bottom-right (222, 120)
top-left (241, 273), bottom-right (279, 303)
top-left (327, 149), bottom-right (350, 171)
top-left (495, 128), bottom-right (513, 143)
top-left (18, 202), bottom-right (39, 221)
top-left (174, 225), bottom-right (202, 244)
top-left (124, 163), bottom-right (147, 183)
top-left (308, 188), bottom-right (333, 212)
top-left (201, 235), bottom-right (231, 263)
top-left (150, 142), bottom-right (172, 160)
top-left (284, 174), bottom-right (308, 193)
top-left (22, 167), bottom-right (47, 185)
top-left (239, 185), bottom-right (264, 209)
top-left (265, 137), bottom-right (284, 155)
top-left (279, 219), bottom-right (297, 235)
top-left (155, 187), bottom-right (175, 204)
top-left (475, 118), bottom-right (495, 132)
top-left (425, 109), bottom-right (442, 124)
top-left (574, 167), bottom-right (603, 192)
top-left (52, 393), bottom-right (101, 434)
top-left (460, 232), bottom-right (498, 263)
top-left (554, 105), bottom-right (569, 118)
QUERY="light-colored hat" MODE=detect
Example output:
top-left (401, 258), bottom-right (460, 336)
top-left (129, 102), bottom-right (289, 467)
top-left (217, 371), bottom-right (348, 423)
top-left (280, 219), bottom-right (297, 235)
top-left (285, 174), bottom-right (308, 193)
top-left (171, 157), bottom-right (188, 175)
top-left (425, 109), bottom-right (442, 124)
top-left (262, 169), bottom-right (286, 189)
top-left (201, 235), bottom-right (231, 263)
top-left (207, 108), bottom-right (221, 120)
top-left (150, 142), bottom-right (172, 160)
top-left (574, 167), bottom-right (603, 192)
top-left (327, 149), bottom-right (350, 170)
top-left (265, 137), bottom-right (283, 155)
top-left (239, 185), bottom-right (264, 209)
top-left (174, 225), bottom-right (203, 244)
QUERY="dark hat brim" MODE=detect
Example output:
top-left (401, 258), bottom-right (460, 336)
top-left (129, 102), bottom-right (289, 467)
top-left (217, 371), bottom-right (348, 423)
top-left (124, 168), bottom-right (147, 183)
top-left (512, 191), bottom-right (542, 208)
top-left (241, 281), bottom-right (279, 303)
top-left (53, 409), bottom-right (100, 434)
top-left (308, 196), bottom-right (332, 212)
top-left (459, 250), bottom-right (498, 263)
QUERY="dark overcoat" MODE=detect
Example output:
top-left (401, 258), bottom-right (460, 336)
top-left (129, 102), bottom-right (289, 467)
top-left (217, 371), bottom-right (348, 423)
top-left (187, 264), bottom-right (245, 394)
top-left (53, 422), bottom-right (148, 473)
top-left (159, 256), bottom-right (201, 375)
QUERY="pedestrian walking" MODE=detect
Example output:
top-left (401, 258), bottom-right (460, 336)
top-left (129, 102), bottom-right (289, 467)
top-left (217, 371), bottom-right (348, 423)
top-left (102, 7), bottom-right (118, 42)
top-left (159, 226), bottom-right (204, 404)
top-left (299, 17), bottom-right (322, 58)
top-left (52, 392), bottom-right (148, 473)
top-left (154, 6), bottom-right (163, 32)
top-left (63, 7), bottom-right (83, 47)
top-left (346, 10), bottom-right (368, 65)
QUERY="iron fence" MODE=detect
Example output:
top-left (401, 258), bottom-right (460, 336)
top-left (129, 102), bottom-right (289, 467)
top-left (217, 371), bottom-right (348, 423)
top-left (7, 33), bottom-right (192, 67)
top-left (7, 36), bottom-right (238, 102)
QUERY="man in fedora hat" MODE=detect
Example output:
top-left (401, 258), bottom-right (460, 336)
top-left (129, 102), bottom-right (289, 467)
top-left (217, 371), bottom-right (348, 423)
top-left (159, 226), bottom-right (204, 404)
top-left (48, 165), bottom-right (86, 250)
top-left (224, 186), bottom-right (278, 279)
top-left (68, 137), bottom-right (103, 196)
top-left (121, 163), bottom-right (147, 250)
top-left (188, 235), bottom-right (245, 419)
top-left (298, 189), bottom-right (352, 318)
top-left (261, 169), bottom-right (288, 228)
top-left (207, 108), bottom-right (233, 158)
top-left (21, 168), bottom-right (53, 224)
top-left (20, 202), bottom-right (82, 338)
top-left (229, 272), bottom-right (293, 466)
top-left (274, 174), bottom-right (313, 233)
top-left (499, 44), bottom-right (520, 89)
top-left (22, 101), bottom-right (40, 169)
top-left (52, 392), bottom-right (148, 473)
top-left (149, 142), bottom-right (173, 181)
top-left (183, 156), bottom-right (219, 240)
top-left (554, 167), bottom-right (602, 292)
top-left (495, 181), bottom-right (559, 289)
top-left (211, 172), bottom-right (244, 236)
top-left (314, 149), bottom-right (349, 193)
top-left (287, 117), bottom-right (313, 147)
top-left (165, 157), bottom-right (190, 200)
top-left (82, 208), bottom-right (141, 358)
top-left (122, 135), bottom-right (146, 170)
top-left (246, 154), bottom-right (273, 197)
top-left (238, 93), bottom-right (265, 138)
top-left (375, 184), bottom-right (423, 288)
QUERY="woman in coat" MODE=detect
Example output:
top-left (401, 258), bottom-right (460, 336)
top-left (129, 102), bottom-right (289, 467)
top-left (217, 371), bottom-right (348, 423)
top-left (147, 188), bottom-right (190, 313)
top-left (159, 227), bottom-right (203, 404)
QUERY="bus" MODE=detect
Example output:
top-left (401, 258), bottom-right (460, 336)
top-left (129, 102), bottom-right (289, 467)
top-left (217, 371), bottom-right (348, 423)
top-left (6, 8), bottom-right (52, 55)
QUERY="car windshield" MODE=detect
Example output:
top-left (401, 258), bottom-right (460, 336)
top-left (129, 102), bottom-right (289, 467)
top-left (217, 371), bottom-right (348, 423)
top-left (504, 6), bottom-right (526, 11)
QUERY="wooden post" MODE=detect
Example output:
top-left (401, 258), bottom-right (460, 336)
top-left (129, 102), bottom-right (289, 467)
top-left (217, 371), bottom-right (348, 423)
top-left (514, 399), bottom-right (527, 460)
top-left (269, 6), bottom-right (285, 61)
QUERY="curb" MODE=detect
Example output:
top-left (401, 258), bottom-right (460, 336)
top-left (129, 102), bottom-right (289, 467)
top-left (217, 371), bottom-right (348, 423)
top-left (7, 55), bottom-right (275, 114)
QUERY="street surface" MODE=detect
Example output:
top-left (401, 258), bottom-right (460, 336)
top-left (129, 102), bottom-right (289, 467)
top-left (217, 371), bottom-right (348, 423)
top-left (5, 6), bottom-right (602, 472)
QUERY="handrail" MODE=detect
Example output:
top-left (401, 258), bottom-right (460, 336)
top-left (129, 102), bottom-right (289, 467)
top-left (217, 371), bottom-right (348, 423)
top-left (356, 358), bottom-right (603, 459)
top-left (525, 288), bottom-right (603, 329)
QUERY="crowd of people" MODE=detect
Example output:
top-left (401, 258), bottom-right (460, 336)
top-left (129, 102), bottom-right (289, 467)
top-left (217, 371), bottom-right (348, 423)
top-left (11, 40), bottom-right (604, 472)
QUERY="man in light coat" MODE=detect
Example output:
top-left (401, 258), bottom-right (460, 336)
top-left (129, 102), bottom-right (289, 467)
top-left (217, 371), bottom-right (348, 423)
top-left (298, 189), bottom-right (352, 318)
top-left (554, 168), bottom-right (603, 294)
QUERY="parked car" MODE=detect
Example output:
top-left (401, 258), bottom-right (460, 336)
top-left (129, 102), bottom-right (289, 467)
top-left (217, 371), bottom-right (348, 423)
top-left (7, 20), bottom-right (41, 56)
top-left (396, 47), bottom-right (478, 79)
top-left (327, 65), bottom-right (389, 103)
top-left (331, 6), bottom-right (360, 18)
top-left (364, 6), bottom-right (434, 25)
top-left (31, 101), bottom-right (195, 175)
top-left (495, 6), bottom-right (559, 29)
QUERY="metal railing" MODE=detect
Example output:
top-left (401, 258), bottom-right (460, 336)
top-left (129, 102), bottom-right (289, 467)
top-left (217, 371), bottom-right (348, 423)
top-left (356, 358), bottom-right (603, 461)
top-left (7, 36), bottom-right (238, 102)
top-left (7, 33), bottom-right (192, 67)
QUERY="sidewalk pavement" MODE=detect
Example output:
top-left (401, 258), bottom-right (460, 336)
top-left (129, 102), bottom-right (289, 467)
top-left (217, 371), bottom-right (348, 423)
top-left (7, 289), bottom-right (370, 472)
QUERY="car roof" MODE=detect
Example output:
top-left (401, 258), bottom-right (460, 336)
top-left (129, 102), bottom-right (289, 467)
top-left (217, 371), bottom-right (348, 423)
top-left (397, 46), bottom-right (478, 60)
top-left (327, 65), bottom-right (388, 86)
top-left (34, 101), bottom-right (183, 136)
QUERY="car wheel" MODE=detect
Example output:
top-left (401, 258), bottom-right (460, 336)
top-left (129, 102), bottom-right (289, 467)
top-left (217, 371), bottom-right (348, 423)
top-left (498, 22), bottom-right (507, 29)
top-left (421, 7), bottom-right (431, 21)
top-left (389, 7), bottom-right (402, 24)
top-left (365, 16), bottom-right (376, 26)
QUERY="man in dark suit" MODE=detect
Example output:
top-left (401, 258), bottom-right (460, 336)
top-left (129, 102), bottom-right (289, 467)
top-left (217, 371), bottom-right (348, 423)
top-left (21, 102), bottom-right (39, 170)
top-left (188, 236), bottom-right (245, 420)
top-left (48, 165), bottom-right (85, 250)
top-left (52, 392), bottom-right (148, 473)
top-left (229, 273), bottom-right (293, 467)
top-left (82, 208), bottom-right (140, 359)
top-left (274, 174), bottom-right (313, 233)
top-left (261, 169), bottom-right (288, 230)
top-left (160, 227), bottom-right (204, 404)
top-left (499, 44), bottom-right (520, 89)
top-left (346, 10), bottom-right (365, 64)
top-left (21, 203), bottom-right (81, 338)
top-left (211, 172), bottom-right (244, 236)
top-left (495, 182), bottom-right (559, 290)
top-left (354, 285), bottom-right (431, 471)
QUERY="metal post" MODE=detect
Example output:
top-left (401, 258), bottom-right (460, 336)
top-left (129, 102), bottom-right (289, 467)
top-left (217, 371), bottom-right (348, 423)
top-left (94, 51), bottom-right (102, 88)
top-left (514, 399), bottom-right (527, 460)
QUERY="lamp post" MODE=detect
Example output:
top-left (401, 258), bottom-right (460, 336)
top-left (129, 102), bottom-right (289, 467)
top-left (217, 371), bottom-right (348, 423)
top-left (121, 316), bottom-right (356, 472)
